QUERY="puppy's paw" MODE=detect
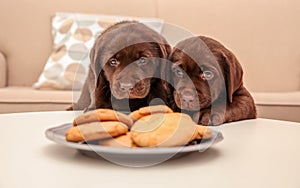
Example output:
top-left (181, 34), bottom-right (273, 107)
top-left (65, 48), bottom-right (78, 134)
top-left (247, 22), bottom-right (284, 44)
top-left (195, 110), bottom-right (225, 126)
top-left (193, 110), bottom-right (210, 126)
top-left (199, 111), bottom-right (211, 126)
top-left (210, 113), bottom-right (224, 126)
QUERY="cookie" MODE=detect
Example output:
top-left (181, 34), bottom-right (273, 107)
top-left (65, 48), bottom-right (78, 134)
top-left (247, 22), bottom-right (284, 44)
top-left (66, 121), bottom-right (128, 142)
top-left (130, 113), bottom-right (198, 147)
top-left (196, 125), bottom-right (213, 139)
top-left (129, 105), bottom-right (173, 121)
top-left (73, 109), bottom-right (133, 127)
top-left (99, 132), bottom-right (136, 148)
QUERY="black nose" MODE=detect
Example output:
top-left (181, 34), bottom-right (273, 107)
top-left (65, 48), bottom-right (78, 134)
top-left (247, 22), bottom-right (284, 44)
top-left (181, 90), bottom-right (196, 103)
top-left (120, 82), bottom-right (134, 92)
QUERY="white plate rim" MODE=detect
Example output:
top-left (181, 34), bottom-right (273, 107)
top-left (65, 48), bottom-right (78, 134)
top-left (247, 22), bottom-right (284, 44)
top-left (45, 123), bottom-right (223, 155)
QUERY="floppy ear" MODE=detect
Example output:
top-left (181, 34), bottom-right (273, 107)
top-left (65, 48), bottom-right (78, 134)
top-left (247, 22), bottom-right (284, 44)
top-left (91, 43), bottom-right (112, 109)
top-left (159, 43), bottom-right (172, 59)
top-left (72, 73), bottom-right (91, 110)
top-left (73, 43), bottom-right (111, 111)
top-left (147, 43), bottom-right (172, 106)
top-left (94, 70), bottom-right (111, 109)
top-left (221, 50), bottom-right (243, 103)
top-left (158, 43), bottom-right (172, 90)
top-left (72, 45), bottom-right (96, 110)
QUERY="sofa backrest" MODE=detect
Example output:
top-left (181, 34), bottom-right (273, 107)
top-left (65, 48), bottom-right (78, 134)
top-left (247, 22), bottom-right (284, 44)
top-left (0, 0), bottom-right (157, 88)
top-left (1, 0), bottom-right (300, 92)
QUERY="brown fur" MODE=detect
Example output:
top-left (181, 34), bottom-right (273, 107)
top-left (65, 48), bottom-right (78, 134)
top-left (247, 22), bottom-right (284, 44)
top-left (72, 21), bottom-right (171, 112)
top-left (169, 36), bottom-right (256, 125)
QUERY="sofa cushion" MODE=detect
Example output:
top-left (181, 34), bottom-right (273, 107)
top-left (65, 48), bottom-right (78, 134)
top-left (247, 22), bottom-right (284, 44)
top-left (252, 92), bottom-right (300, 122)
top-left (0, 87), bottom-right (76, 113)
top-left (33, 12), bottom-right (164, 90)
top-left (252, 91), bottom-right (300, 106)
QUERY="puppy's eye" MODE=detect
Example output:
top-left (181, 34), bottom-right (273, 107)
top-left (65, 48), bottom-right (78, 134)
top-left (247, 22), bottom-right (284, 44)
top-left (202, 71), bottom-right (214, 80)
top-left (109, 59), bottom-right (119, 66)
top-left (138, 57), bottom-right (147, 64)
top-left (175, 68), bottom-right (184, 77)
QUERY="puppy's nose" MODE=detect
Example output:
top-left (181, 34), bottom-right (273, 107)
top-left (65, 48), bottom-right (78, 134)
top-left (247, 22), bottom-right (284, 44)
top-left (120, 82), bottom-right (134, 92)
top-left (181, 90), bottom-right (196, 103)
top-left (182, 94), bottom-right (195, 103)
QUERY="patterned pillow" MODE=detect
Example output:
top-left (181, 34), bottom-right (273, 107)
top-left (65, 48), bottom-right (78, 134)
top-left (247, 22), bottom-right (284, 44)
top-left (33, 12), bottom-right (164, 90)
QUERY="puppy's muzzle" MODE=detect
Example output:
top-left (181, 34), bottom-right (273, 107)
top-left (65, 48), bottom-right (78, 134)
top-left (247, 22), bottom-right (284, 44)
top-left (180, 89), bottom-right (198, 109)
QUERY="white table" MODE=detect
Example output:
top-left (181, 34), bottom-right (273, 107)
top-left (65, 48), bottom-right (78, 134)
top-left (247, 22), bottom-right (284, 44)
top-left (1, 111), bottom-right (300, 188)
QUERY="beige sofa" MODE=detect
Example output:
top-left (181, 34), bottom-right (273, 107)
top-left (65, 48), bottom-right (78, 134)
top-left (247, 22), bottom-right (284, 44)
top-left (0, 0), bottom-right (299, 122)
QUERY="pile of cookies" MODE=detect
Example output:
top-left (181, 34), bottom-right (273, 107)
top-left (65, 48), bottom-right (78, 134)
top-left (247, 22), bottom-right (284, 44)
top-left (66, 105), bottom-right (212, 148)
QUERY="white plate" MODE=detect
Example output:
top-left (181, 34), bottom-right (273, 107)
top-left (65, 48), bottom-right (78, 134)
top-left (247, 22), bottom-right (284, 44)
top-left (45, 123), bottom-right (223, 167)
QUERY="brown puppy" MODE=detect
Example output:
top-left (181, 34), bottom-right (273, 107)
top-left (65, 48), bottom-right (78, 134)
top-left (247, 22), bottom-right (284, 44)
top-left (73, 21), bottom-right (171, 112)
top-left (169, 36), bottom-right (256, 125)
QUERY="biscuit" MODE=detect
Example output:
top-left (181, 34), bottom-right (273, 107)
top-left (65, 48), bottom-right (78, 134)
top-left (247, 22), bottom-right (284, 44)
top-left (99, 133), bottom-right (136, 148)
top-left (129, 105), bottom-right (173, 121)
top-left (131, 113), bottom-right (198, 147)
top-left (66, 121), bottom-right (128, 142)
top-left (190, 125), bottom-right (213, 141)
top-left (196, 125), bottom-right (213, 139)
top-left (73, 109), bottom-right (133, 127)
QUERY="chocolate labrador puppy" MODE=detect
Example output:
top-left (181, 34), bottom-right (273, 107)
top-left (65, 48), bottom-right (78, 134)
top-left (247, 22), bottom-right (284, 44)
top-left (73, 21), bottom-right (171, 111)
top-left (169, 36), bottom-right (256, 125)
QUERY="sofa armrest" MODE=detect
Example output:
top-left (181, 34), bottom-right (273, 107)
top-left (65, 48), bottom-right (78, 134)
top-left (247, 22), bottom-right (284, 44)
top-left (0, 52), bottom-right (7, 87)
